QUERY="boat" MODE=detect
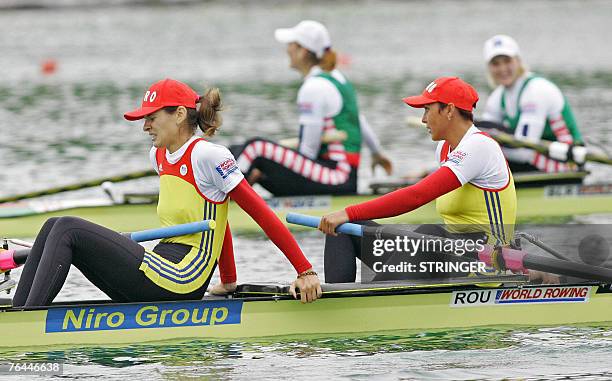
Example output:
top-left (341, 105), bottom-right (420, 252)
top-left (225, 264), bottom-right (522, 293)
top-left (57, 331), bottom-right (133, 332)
top-left (0, 276), bottom-right (610, 349)
top-left (1, 214), bottom-right (611, 349)
top-left (1, 179), bottom-right (612, 238)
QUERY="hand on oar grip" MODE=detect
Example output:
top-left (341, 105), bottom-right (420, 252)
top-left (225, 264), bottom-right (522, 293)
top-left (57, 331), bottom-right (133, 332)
top-left (285, 213), bottom-right (363, 236)
top-left (318, 210), bottom-right (350, 236)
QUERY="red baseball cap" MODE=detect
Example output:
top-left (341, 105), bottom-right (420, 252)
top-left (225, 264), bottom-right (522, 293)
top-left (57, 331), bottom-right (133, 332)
top-left (124, 78), bottom-right (199, 121)
top-left (402, 77), bottom-right (479, 112)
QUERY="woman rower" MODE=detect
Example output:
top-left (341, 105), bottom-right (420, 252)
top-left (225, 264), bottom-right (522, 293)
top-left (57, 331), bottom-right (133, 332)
top-left (479, 35), bottom-right (584, 173)
top-left (319, 77), bottom-right (517, 283)
top-left (232, 20), bottom-right (392, 196)
top-left (11, 78), bottom-right (321, 306)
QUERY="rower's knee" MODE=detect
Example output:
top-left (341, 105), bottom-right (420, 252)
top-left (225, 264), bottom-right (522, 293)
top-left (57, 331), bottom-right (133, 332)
top-left (40, 217), bottom-right (62, 234)
top-left (43, 217), bottom-right (61, 227)
top-left (55, 216), bottom-right (86, 228)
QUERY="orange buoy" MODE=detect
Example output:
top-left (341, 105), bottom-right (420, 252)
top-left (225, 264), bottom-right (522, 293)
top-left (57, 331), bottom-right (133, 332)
top-left (41, 59), bottom-right (58, 75)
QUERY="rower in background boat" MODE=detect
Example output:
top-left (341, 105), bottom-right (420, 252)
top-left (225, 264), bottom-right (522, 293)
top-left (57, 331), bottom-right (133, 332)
top-left (4, 79), bottom-right (321, 307)
top-left (231, 20), bottom-right (393, 196)
top-left (478, 34), bottom-right (586, 173)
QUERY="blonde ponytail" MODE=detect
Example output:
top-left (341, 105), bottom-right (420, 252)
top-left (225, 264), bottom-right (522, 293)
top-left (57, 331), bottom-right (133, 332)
top-left (319, 48), bottom-right (337, 71)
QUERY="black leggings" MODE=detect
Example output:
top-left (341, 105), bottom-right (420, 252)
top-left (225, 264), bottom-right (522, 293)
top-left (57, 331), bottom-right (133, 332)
top-left (13, 217), bottom-right (211, 307)
top-left (230, 138), bottom-right (357, 196)
top-left (324, 222), bottom-right (481, 283)
top-left (324, 220), bottom-right (379, 283)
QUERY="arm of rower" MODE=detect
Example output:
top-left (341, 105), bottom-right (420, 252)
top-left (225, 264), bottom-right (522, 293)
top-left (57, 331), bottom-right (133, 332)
top-left (513, 86), bottom-right (570, 170)
top-left (297, 120), bottom-right (324, 159)
top-left (361, 114), bottom-right (393, 175)
top-left (345, 167), bottom-right (461, 221)
top-left (218, 223), bottom-right (237, 284)
top-left (229, 179), bottom-right (312, 274)
top-left (360, 114), bottom-right (382, 154)
top-left (296, 77), bottom-right (341, 159)
top-left (209, 224), bottom-right (238, 295)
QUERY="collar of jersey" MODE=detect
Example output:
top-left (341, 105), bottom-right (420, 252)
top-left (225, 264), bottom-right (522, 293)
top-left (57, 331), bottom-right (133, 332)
top-left (164, 135), bottom-right (200, 165)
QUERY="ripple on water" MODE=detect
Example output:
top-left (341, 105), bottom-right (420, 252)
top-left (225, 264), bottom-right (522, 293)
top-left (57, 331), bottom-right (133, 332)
top-left (0, 325), bottom-right (610, 380)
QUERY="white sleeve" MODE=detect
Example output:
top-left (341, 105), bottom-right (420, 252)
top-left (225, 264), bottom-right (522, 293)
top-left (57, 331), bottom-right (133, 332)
top-left (359, 114), bottom-right (382, 154)
top-left (481, 87), bottom-right (504, 123)
top-left (297, 120), bottom-right (324, 159)
top-left (149, 147), bottom-right (159, 174)
top-left (514, 78), bottom-right (565, 142)
top-left (297, 77), bottom-right (342, 159)
top-left (192, 143), bottom-right (244, 196)
top-left (442, 134), bottom-right (508, 189)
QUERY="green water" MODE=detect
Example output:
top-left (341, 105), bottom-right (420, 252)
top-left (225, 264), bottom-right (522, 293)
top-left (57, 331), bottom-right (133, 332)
top-left (1, 326), bottom-right (611, 380)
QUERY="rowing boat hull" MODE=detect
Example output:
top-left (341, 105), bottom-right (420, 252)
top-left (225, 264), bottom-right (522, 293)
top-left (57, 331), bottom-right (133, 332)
top-left (1, 284), bottom-right (610, 349)
top-left (1, 186), bottom-right (612, 237)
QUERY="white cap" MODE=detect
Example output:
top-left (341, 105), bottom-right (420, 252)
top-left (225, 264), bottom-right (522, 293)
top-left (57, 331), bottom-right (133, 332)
top-left (483, 35), bottom-right (520, 62)
top-left (274, 20), bottom-right (331, 58)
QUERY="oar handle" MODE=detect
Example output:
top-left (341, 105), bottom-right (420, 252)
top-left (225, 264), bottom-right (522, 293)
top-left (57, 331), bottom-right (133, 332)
top-left (286, 213), bottom-right (363, 237)
top-left (128, 220), bottom-right (216, 242)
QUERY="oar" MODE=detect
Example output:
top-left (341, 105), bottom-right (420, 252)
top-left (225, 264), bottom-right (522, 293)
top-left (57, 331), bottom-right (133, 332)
top-left (0, 169), bottom-right (157, 204)
top-left (405, 116), bottom-right (612, 165)
top-left (286, 213), bottom-right (612, 283)
top-left (286, 213), bottom-right (363, 236)
top-left (0, 220), bottom-right (216, 271)
top-left (489, 129), bottom-right (612, 165)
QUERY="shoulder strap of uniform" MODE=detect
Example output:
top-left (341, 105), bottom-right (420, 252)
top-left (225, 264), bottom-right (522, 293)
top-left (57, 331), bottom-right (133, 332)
top-left (515, 74), bottom-right (537, 110)
top-left (184, 137), bottom-right (205, 158)
top-left (501, 73), bottom-right (537, 111)
top-left (155, 147), bottom-right (166, 172)
top-left (316, 71), bottom-right (345, 88)
top-left (439, 141), bottom-right (451, 163)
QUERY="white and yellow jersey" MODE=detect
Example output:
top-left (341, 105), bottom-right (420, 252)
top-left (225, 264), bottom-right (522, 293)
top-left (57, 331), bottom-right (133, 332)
top-left (139, 136), bottom-right (243, 293)
top-left (435, 126), bottom-right (517, 245)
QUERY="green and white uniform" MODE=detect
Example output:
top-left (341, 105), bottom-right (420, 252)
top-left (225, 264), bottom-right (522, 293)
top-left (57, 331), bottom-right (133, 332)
top-left (482, 73), bottom-right (583, 172)
top-left (297, 66), bottom-right (362, 167)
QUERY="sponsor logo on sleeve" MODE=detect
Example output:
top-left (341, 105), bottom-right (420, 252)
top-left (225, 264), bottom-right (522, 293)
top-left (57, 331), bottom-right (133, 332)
top-left (45, 300), bottom-right (243, 333)
top-left (450, 286), bottom-right (592, 307)
top-left (215, 158), bottom-right (239, 179)
top-left (298, 102), bottom-right (313, 114)
top-left (521, 102), bottom-right (538, 114)
top-left (447, 150), bottom-right (467, 165)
